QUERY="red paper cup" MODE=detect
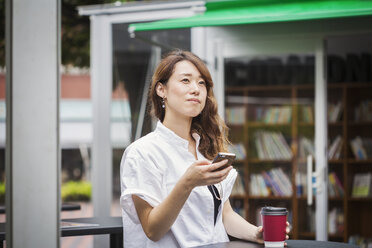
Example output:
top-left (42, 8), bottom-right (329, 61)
top-left (261, 207), bottom-right (288, 247)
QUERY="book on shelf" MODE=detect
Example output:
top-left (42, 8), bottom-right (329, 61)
top-left (225, 106), bottom-right (246, 125)
top-left (262, 171), bottom-right (277, 195)
top-left (351, 173), bottom-right (372, 197)
top-left (328, 135), bottom-right (343, 160)
top-left (301, 207), bottom-right (343, 234)
top-left (328, 207), bottom-right (344, 235)
top-left (249, 174), bottom-right (257, 196)
top-left (253, 130), bottom-right (292, 160)
top-left (250, 106), bottom-right (292, 124)
top-left (250, 168), bottom-right (292, 197)
top-left (328, 101), bottom-right (342, 122)
top-left (231, 170), bottom-right (245, 195)
top-left (263, 106), bottom-right (292, 124)
top-left (296, 171), bottom-right (344, 197)
top-left (328, 172), bottom-right (344, 197)
top-left (301, 105), bottom-right (314, 123)
top-left (295, 171), bottom-right (307, 196)
top-left (350, 136), bottom-right (372, 160)
top-left (259, 174), bottom-right (270, 196)
top-left (250, 174), bottom-right (270, 196)
top-left (354, 100), bottom-right (372, 122)
top-left (298, 136), bottom-right (314, 159)
top-left (299, 135), bottom-right (342, 160)
top-left (228, 143), bottom-right (247, 160)
top-left (271, 168), bottom-right (292, 196)
top-left (349, 235), bottom-right (372, 247)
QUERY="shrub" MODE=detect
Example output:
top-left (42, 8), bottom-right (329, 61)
top-left (0, 181), bottom-right (92, 203)
top-left (61, 180), bottom-right (91, 202)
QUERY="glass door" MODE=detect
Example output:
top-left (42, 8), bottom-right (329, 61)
top-left (326, 34), bottom-right (372, 245)
top-left (218, 37), bottom-right (329, 241)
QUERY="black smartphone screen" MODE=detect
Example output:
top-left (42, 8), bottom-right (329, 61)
top-left (212, 152), bottom-right (235, 171)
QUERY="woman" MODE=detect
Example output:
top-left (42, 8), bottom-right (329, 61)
top-left (120, 50), bottom-right (289, 247)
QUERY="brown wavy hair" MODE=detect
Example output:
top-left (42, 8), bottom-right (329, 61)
top-left (149, 50), bottom-right (230, 160)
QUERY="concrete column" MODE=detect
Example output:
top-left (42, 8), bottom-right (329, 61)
top-left (5, 0), bottom-right (60, 247)
top-left (90, 15), bottom-right (112, 248)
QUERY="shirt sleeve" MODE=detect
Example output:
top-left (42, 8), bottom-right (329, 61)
top-left (222, 168), bottom-right (238, 203)
top-left (120, 153), bottom-right (164, 224)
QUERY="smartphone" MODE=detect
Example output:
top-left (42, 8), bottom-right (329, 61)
top-left (212, 152), bottom-right (236, 172)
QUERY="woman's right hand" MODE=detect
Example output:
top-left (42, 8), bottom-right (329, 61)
top-left (132, 159), bottom-right (231, 242)
top-left (182, 159), bottom-right (232, 189)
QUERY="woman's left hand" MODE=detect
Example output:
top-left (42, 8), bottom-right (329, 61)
top-left (255, 221), bottom-right (291, 246)
top-left (254, 226), bottom-right (264, 244)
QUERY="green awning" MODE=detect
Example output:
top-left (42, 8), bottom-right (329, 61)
top-left (129, 0), bottom-right (372, 33)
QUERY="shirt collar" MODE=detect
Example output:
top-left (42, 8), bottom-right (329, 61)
top-left (155, 121), bottom-right (200, 151)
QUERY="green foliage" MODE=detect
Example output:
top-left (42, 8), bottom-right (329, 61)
top-left (0, 0), bottom-right (136, 68)
top-left (61, 180), bottom-right (92, 202)
top-left (61, 0), bottom-right (138, 67)
top-left (0, 180), bottom-right (92, 203)
top-left (62, 0), bottom-right (117, 67)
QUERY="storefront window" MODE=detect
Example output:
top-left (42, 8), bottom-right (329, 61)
top-left (224, 53), bottom-right (315, 239)
top-left (112, 23), bottom-right (190, 139)
top-left (111, 23), bottom-right (190, 214)
top-left (224, 34), bottom-right (372, 242)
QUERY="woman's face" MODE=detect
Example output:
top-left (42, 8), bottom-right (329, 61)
top-left (159, 60), bottom-right (207, 120)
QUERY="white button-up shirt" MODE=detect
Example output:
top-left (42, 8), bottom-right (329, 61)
top-left (120, 121), bottom-right (237, 248)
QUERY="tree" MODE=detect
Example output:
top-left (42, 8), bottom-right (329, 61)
top-left (62, 0), bottom-right (118, 68)
top-left (0, 0), bottom-right (138, 68)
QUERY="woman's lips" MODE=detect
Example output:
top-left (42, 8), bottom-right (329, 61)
top-left (187, 98), bottom-right (200, 103)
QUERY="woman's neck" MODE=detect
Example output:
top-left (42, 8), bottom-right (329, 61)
top-left (162, 115), bottom-right (193, 142)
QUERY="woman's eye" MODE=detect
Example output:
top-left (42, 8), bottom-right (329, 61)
top-left (199, 81), bottom-right (206, 85)
top-left (182, 78), bottom-right (190, 83)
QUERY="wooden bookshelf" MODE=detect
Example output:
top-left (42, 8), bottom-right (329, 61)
top-left (298, 232), bottom-right (344, 240)
top-left (348, 197), bottom-right (372, 202)
top-left (247, 159), bottom-right (292, 164)
top-left (296, 196), bottom-right (343, 201)
top-left (298, 122), bottom-right (343, 126)
top-left (225, 83), bottom-right (372, 243)
top-left (248, 196), bottom-right (292, 200)
top-left (348, 121), bottom-right (372, 126)
top-left (347, 159), bottom-right (372, 164)
top-left (230, 194), bottom-right (246, 200)
top-left (247, 122), bottom-right (291, 127)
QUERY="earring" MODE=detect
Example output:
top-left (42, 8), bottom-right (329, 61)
top-left (161, 97), bottom-right (165, 108)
